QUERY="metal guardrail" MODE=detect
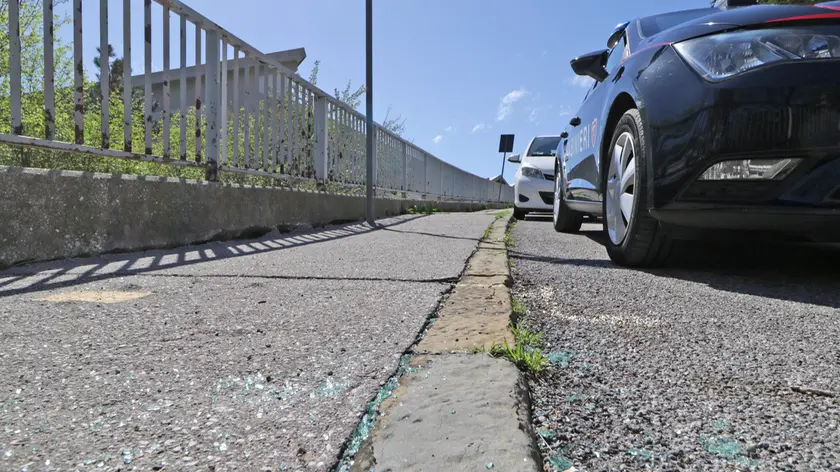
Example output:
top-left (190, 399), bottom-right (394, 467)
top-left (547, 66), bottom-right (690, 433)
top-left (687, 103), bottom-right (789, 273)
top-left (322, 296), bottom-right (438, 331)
top-left (2, 0), bottom-right (514, 203)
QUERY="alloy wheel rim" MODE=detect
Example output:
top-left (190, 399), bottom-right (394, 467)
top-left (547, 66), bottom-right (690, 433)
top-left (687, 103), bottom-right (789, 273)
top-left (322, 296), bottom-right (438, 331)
top-left (553, 166), bottom-right (561, 225)
top-left (606, 132), bottom-right (637, 245)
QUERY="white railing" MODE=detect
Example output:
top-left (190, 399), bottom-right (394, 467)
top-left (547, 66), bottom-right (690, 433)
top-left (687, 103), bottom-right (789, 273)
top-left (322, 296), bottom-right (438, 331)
top-left (1, 0), bottom-right (514, 203)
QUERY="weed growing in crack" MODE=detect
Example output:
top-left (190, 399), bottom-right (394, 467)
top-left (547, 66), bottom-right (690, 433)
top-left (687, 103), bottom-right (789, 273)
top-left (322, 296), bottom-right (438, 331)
top-left (504, 218), bottom-right (517, 247)
top-left (490, 338), bottom-right (549, 374)
top-left (511, 324), bottom-right (543, 346)
top-left (511, 297), bottom-right (527, 318)
top-left (474, 324), bottom-right (549, 375)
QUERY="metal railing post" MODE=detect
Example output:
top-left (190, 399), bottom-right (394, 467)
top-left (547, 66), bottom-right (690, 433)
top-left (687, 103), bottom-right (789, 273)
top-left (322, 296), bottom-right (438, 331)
top-left (401, 141), bottom-right (408, 197)
top-left (9, 0), bottom-right (21, 135)
top-left (205, 30), bottom-right (221, 181)
top-left (440, 162), bottom-right (445, 198)
top-left (314, 94), bottom-right (329, 180)
top-left (365, 0), bottom-right (374, 224)
top-left (423, 152), bottom-right (428, 198)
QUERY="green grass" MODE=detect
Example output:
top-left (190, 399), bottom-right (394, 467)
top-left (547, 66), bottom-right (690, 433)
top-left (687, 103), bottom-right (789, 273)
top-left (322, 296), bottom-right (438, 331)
top-left (482, 210), bottom-right (510, 240)
top-left (511, 296), bottom-right (526, 318)
top-left (504, 218), bottom-right (517, 247)
top-left (473, 319), bottom-right (549, 375)
top-left (406, 204), bottom-right (440, 215)
top-left (487, 336), bottom-right (549, 374)
top-left (510, 323), bottom-right (542, 346)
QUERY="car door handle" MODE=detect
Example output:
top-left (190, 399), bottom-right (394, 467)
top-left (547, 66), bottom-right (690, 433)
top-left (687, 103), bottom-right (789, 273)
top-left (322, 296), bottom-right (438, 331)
top-left (612, 66), bottom-right (624, 83)
top-left (569, 117), bottom-right (581, 127)
top-left (564, 155), bottom-right (569, 162)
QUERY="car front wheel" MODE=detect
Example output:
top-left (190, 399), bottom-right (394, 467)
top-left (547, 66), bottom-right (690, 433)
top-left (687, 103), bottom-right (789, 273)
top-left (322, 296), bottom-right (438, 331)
top-left (552, 162), bottom-right (583, 233)
top-left (513, 207), bottom-right (528, 220)
top-left (602, 109), bottom-right (677, 267)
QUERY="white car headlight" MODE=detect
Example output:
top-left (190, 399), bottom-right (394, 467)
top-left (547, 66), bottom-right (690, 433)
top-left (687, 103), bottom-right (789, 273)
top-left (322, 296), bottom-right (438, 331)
top-left (698, 158), bottom-right (802, 181)
top-left (521, 166), bottom-right (544, 179)
top-left (674, 27), bottom-right (840, 81)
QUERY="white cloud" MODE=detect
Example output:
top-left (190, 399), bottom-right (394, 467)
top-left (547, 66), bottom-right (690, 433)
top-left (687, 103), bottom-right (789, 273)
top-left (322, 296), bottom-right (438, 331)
top-left (444, 126), bottom-right (456, 133)
top-left (558, 105), bottom-right (572, 117)
top-left (570, 76), bottom-right (594, 88)
top-left (497, 88), bottom-right (528, 121)
top-left (433, 135), bottom-right (443, 144)
top-left (529, 109), bottom-right (539, 124)
top-left (471, 123), bottom-right (486, 133)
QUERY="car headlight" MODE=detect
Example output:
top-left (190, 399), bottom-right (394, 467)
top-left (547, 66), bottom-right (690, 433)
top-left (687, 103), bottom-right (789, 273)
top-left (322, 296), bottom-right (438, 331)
top-left (698, 158), bottom-right (802, 181)
top-left (674, 27), bottom-right (840, 81)
top-left (521, 167), bottom-right (544, 179)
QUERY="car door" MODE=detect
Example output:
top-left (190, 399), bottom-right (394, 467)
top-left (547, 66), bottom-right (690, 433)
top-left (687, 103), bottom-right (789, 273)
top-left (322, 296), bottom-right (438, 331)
top-left (565, 34), bottom-right (630, 203)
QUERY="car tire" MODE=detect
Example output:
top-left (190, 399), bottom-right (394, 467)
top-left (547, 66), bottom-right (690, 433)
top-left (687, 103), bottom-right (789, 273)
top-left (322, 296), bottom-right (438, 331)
top-left (602, 109), bottom-right (678, 267)
top-left (513, 207), bottom-right (528, 220)
top-left (553, 161), bottom-right (583, 233)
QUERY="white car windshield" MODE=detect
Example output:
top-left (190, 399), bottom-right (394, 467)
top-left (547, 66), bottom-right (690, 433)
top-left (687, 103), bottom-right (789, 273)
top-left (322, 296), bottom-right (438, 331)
top-left (527, 137), bottom-right (561, 157)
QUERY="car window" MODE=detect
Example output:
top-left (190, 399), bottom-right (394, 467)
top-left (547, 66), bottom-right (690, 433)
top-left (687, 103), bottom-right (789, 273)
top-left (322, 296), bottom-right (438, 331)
top-left (606, 35), bottom-right (628, 73)
top-left (527, 137), bottom-right (562, 157)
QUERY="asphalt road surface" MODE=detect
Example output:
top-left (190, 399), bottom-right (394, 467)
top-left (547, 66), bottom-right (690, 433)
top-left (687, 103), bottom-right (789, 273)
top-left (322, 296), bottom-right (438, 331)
top-left (0, 213), bottom-right (494, 472)
top-left (512, 216), bottom-right (840, 472)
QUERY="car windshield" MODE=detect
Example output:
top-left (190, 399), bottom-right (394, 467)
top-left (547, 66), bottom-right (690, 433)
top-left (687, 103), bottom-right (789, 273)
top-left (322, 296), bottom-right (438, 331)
top-left (527, 137), bottom-right (561, 157)
top-left (638, 8), bottom-right (715, 37)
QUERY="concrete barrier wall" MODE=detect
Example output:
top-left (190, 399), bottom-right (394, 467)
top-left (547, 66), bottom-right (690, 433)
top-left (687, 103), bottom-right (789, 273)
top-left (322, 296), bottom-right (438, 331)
top-left (0, 166), bottom-right (505, 268)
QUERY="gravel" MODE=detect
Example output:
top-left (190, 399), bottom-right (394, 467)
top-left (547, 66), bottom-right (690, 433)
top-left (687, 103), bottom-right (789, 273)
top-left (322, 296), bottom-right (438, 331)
top-left (511, 217), bottom-right (840, 472)
top-left (0, 212), bottom-right (493, 472)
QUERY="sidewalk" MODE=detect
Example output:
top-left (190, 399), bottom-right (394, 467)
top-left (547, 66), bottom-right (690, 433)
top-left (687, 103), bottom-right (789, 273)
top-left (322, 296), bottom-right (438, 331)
top-left (0, 212), bottom-right (495, 471)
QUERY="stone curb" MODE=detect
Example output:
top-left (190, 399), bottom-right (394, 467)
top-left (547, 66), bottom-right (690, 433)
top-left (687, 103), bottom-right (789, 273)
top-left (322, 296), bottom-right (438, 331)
top-left (347, 211), bottom-right (542, 472)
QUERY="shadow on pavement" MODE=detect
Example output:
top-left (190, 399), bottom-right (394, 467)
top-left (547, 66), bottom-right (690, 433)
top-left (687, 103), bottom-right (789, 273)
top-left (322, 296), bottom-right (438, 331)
top-left (0, 215), bottom-right (431, 298)
top-left (544, 225), bottom-right (840, 308)
top-left (509, 250), bottom-right (617, 269)
top-left (648, 240), bottom-right (840, 308)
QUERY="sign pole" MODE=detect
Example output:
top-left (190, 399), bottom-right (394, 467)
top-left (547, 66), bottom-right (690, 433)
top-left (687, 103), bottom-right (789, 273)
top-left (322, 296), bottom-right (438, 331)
top-left (497, 134), bottom-right (514, 203)
top-left (498, 152), bottom-right (506, 202)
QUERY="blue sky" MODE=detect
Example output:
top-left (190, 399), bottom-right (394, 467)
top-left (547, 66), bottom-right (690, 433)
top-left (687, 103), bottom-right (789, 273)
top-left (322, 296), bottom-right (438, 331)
top-left (59, 0), bottom-right (704, 183)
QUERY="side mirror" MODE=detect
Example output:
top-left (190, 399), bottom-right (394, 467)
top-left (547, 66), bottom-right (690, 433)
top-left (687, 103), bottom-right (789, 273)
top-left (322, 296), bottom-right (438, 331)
top-left (608, 22), bottom-right (630, 49)
top-left (507, 154), bottom-right (521, 163)
top-left (571, 49), bottom-right (610, 82)
top-left (560, 132), bottom-right (569, 139)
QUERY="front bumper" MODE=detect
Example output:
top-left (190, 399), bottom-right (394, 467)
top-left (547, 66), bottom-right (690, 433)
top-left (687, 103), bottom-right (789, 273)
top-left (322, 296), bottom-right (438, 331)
top-left (514, 174), bottom-right (554, 211)
top-left (652, 204), bottom-right (840, 241)
top-left (636, 49), bottom-right (840, 239)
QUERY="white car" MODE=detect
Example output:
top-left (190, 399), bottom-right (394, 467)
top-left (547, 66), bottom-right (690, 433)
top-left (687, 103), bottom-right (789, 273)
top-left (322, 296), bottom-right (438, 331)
top-left (509, 135), bottom-right (563, 219)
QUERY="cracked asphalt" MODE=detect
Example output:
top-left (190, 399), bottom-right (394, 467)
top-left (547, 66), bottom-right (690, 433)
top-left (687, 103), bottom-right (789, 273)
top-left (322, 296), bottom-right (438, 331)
top-left (0, 212), bottom-right (494, 472)
top-left (512, 216), bottom-right (840, 472)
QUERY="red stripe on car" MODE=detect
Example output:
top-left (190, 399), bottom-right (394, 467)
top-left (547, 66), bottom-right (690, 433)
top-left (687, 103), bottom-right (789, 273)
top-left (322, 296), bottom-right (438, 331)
top-left (766, 12), bottom-right (840, 23)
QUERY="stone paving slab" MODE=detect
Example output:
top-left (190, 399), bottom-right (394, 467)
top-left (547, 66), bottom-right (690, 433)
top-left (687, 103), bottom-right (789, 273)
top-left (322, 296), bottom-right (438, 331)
top-left (350, 355), bottom-right (541, 472)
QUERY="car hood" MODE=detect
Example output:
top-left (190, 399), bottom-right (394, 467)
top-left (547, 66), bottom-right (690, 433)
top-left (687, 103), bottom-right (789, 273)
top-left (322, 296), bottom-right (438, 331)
top-left (523, 155), bottom-right (555, 172)
top-left (642, 2), bottom-right (840, 45)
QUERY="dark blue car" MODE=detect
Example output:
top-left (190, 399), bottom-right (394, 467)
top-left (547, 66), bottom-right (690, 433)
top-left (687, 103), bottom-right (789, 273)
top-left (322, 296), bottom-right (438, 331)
top-left (554, 1), bottom-right (840, 267)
